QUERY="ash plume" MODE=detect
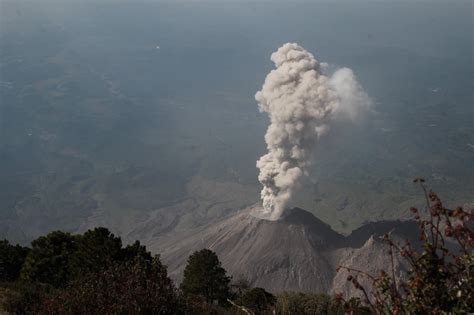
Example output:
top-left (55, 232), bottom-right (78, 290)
top-left (255, 43), bottom-right (371, 220)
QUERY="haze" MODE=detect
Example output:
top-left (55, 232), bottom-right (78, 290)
top-left (0, 0), bottom-right (472, 244)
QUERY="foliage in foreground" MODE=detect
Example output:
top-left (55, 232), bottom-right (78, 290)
top-left (40, 256), bottom-right (180, 314)
top-left (0, 240), bottom-right (29, 282)
top-left (1, 181), bottom-right (472, 314)
top-left (275, 291), bottom-right (370, 315)
top-left (339, 180), bottom-right (473, 314)
top-left (19, 227), bottom-right (151, 288)
top-left (241, 287), bottom-right (276, 313)
top-left (3, 229), bottom-right (180, 314)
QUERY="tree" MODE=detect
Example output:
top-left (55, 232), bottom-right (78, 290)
top-left (40, 256), bottom-right (181, 314)
top-left (20, 231), bottom-right (78, 287)
top-left (241, 287), bottom-right (276, 314)
top-left (121, 240), bottom-right (153, 262)
top-left (4, 228), bottom-right (176, 314)
top-left (0, 240), bottom-right (29, 281)
top-left (70, 227), bottom-right (123, 275)
top-left (180, 249), bottom-right (231, 305)
top-left (18, 227), bottom-right (154, 289)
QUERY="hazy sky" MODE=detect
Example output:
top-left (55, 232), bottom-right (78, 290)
top-left (1, 0), bottom-right (472, 242)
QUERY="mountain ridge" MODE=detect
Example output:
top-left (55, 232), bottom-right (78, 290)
top-left (149, 204), bottom-right (418, 296)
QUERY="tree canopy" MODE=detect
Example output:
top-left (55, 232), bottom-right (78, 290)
top-left (18, 227), bottom-right (153, 288)
top-left (70, 227), bottom-right (123, 275)
top-left (40, 256), bottom-right (180, 314)
top-left (20, 231), bottom-right (78, 287)
top-left (0, 240), bottom-right (29, 282)
top-left (180, 248), bottom-right (231, 305)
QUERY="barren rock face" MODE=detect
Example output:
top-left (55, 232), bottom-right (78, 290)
top-left (151, 205), bottom-right (418, 296)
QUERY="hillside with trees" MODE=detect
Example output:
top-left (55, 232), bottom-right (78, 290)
top-left (0, 185), bottom-right (472, 314)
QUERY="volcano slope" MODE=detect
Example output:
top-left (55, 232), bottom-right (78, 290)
top-left (150, 204), bottom-right (418, 296)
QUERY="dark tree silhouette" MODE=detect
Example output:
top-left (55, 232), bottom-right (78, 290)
top-left (180, 249), bottom-right (231, 305)
top-left (241, 287), bottom-right (276, 314)
top-left (121, 240), bottom-right (153, 262)
top-left (70, 227), bottom-right (123, 275)
top-left (40, 256), bottom-right (181, 314)
top-left (0, 240), bottom-right (29, 281)
top-left (20, 231), bottom-right (78, 287)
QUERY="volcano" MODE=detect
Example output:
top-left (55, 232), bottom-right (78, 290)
top-left (149, 205), bottom-right (418, 296)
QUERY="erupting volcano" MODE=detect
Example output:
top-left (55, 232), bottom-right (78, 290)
top-left (254, 43), bottom-right (371, 220)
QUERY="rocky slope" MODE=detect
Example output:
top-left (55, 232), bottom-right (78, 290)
top-left (149, 204), bottom-right (418, 296)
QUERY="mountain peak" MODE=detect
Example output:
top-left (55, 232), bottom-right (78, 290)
top-left (153, 205), bottom-right (418, 294)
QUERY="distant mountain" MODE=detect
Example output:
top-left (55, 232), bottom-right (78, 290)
top-left (150, 205), bottom-right (418, 296)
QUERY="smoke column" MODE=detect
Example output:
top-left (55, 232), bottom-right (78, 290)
top-left (255, 43), bottom-right (371, 220)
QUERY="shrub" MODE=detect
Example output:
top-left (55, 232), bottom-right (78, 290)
top-left (241, 287), bottom-right (276, 314)
top-left (41, 256), bottom-right (181, 314)
top-left (339, 180), bottom-right (474, 314)
top-left (0, 240), bottom-right (29, 282)
top-left (276, 291), bottom-right (369, 315)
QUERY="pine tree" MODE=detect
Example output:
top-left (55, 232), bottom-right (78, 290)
top-left (20, 231), bottom-right (78, 287)
top-left (180, 249), bottom-right (231, 305)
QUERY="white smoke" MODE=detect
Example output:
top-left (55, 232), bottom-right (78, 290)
top-left (329, 67), bottom-right (372, 122)
top-left (255, 43), bottom-right (372, 220)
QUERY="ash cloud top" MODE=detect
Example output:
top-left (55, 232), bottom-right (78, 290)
top-left (255, 43), bottom-right (372, 220)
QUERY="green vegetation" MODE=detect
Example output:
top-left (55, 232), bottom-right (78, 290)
top-left (18, 227), bottom-right (152, 289)
top-left (0, 228), bottom-right (357, 315)
top-left (240, 288), bottom-right (276, 313)
top-left (70, 227), bottom-right (124, 274)
top-left (40, 256), bottom-right (179, 314)
top-left (276, 292), bottom-right (369, 315)
top-left (0, 240), bottom-right (29, 282)
top-left (1, 228), bottom-right (177, 314)
top-left (0, 185), bottom-right (472, 314)
top-left (20, 231), bottom-right (78, 287)
top-left (180, 248), bottom-right (231, 305)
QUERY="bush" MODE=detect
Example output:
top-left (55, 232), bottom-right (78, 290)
top-left (241, 287), bottom-right (276, 314)
top-left (40, 256), bottom-right (181, 314)
top-left (0, 240), bottom-right (29, 282)
top-left (2, 282), bottom-right (53, 314)
top-left (339, 180), bottom-right (474, 314)
top-left (276, 291), bottom-right (369, 315)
